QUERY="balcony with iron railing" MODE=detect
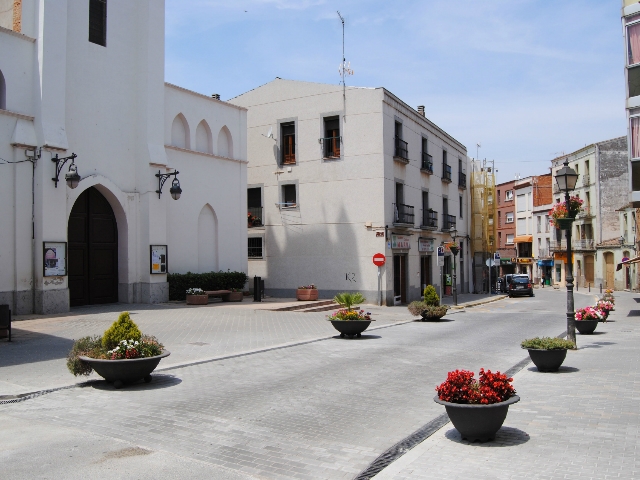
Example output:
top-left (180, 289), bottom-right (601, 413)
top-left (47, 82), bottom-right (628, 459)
top-left (394, 136), bottom-right (409, 163)
top-left (458, 172), bottom-right (467, 189)
top-left (537, 248), bottom-right (552, 259)
top-left (321, 136), bottom-right (341, 158)
top-left (576, 205), bottom-right (593, 219)
top-left (442, 164), bottom-right (452, 182)
top-left (421, 153), bottom-right (433, 173)
top-left (248, 207), bottom-right (263, 228)
top-left (442, 214), bottom-right (456, 231)
top-left (573, 239), bottom-right (595, 251)
top-left (550, 239), bottom-right (567, 251)
top-left (421, 210), bottom-right (438, 230)
top-left (393, 203), bottom-right (415, 225)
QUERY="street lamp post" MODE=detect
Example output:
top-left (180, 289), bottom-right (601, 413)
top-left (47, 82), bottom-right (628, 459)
top-left (554, 159), bottom-right (579, 345)
top-left (449, 226), bottom-right (459, 306)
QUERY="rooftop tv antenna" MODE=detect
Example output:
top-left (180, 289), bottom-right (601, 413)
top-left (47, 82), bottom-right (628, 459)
top-left (337, 11), bottom-right (353, 118)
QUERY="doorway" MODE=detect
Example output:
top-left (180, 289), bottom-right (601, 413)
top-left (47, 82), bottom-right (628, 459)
top-left (393, 254), bottom-right (407, 303)
top-left (420, 255), bottom-right (431, 296)
top-left (604, 252), bottom-right (614, 289)
top-left (68, 187), bottom-right (119, 306)
top-left (585, 255), bottom-right (594, 286)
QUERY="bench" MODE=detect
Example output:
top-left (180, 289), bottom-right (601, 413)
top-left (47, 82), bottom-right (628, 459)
top-left (204, 290), bottom-right (232, 302)
top-left (0, 304), bottom-right (11, 342)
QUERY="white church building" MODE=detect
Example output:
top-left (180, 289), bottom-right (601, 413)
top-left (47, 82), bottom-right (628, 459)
top-left (0, 0), bottom-right (247, 314)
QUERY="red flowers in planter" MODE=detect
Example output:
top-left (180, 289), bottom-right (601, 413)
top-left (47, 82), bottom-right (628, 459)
top-left (436, 368), bottom-right (516, 404)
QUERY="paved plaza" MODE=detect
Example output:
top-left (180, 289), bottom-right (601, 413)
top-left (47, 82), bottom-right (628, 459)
top-left (1, 289), bottom-right (638, 479)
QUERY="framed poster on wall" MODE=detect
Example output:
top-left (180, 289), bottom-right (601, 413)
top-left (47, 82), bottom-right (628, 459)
top-left (43, 242), bottom-right (67, 276)
top-left (150, 245), bottom-right (168, 274)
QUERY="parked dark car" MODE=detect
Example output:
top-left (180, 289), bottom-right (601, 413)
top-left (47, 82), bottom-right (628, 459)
top-left (508, 276), bottom-right (534, 297)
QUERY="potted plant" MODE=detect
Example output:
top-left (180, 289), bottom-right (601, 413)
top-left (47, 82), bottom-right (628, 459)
top-left (448, 242), bottom-right (459, 256)
top-left (434, 369), bottom-right (519, 442)
top-left (521, 337), bottom-right (575, 372)
top-left (596, 300), bottom-right (614, 321)
top-left (407, 285), bottom-right (448, 321)
top-left (549, 196), bottom-right (583, 230)
top-left (327, 292), bottom-right (373, 338)
top-left (602, 289), bottom-right (615, 305)
top-left (574, 306), bottom-right (603, 334)
top-left (296, 284), bottom-right (318, 301)
top-left (186, 287), bottom-right (208, 305)
top-left (67, 312), bottom-right (169, 388)
top-left (247, 211), bottom-right (262, 227)
top-left (228, 288), bottom-right (244, 302)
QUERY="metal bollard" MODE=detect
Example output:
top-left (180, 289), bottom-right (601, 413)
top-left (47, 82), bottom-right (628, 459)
top-left (253, 276), bottom-right (262, 302)
top-left (260, 279), bottom-right (265, 299)
top-left (576, 283), bottom-right (578, 292)
top-left (600, 283), bottom-right (602, 294)
top-left (589, 283), bottom-right (590, 292)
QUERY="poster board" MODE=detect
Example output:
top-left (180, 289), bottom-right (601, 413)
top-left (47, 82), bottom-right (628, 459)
top-left (43, 242), bottom-right (67, 276)
top-left (150, 245), bottom-right (168, 274)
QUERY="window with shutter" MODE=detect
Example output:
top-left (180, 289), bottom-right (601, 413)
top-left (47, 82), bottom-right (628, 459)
top-left (281, 122), bottom-right (295, 164)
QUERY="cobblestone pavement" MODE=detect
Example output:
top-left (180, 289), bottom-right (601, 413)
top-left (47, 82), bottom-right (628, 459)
top-left (0, 289), bottom-right (596, 479)
top-left (0, 301), bottom-right (412, 396)
top-left (373, 290), bottom-right (640, 480)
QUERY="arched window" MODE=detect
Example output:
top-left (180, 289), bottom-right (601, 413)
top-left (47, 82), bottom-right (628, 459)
top-left (195, 120), bottom-right (213, 154)
top-left (217, 125), bottom-right (233, 159)
top-left (171, 114), bottom-right (190, 149)
top-left (0, 69), bottom-right (6, 110)
top-left (197, 204), bottom-right (218, 273)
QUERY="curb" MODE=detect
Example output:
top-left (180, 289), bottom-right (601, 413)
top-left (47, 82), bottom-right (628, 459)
top-left (449, 295), bottom-right (507, 310)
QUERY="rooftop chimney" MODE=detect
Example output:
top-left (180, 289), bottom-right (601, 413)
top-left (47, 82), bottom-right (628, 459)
top-left (417, 105), bottom-right (425, 117)
top-left (212, 94), bottom-right (221, 100)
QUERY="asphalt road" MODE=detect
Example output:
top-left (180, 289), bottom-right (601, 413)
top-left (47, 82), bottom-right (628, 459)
top-left (0, 288), bottom-right (596, 479)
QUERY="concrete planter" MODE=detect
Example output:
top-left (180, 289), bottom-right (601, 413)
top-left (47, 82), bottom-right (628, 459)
top-left (330, 320), bottom-right (372, 338)
top-left (186, 294), bottom-right (208, 305)
top-left (296, 289), bottom-right (318, 301)
top-left (434, 395), bottom-right (520, 442)
top-left (527, 349), bottom-right (568, 372)
top-left (228, 291), bottom-right (243, 302)
top-left (575, 319), bottom-right (599, 334)
top-left (79, 351), bottom-right (170, 388)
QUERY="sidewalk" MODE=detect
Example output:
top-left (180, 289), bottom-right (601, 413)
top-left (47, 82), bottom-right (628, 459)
top-left (372, 290), bottom-right (640, 479)
top-left (441, 292), bottom-right (507, 309)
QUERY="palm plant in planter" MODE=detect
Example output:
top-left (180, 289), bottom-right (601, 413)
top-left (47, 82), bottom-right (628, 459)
top-left (327, 292), bottom-right (373, 338)
top-left (67, 312), bottom-right (169, 388)
top-left (434, 369), bottom-right (518, 442)
top-left (408, 285), bottom-right (449, 321)
top-left (521, 337), bottom-right (575, 372)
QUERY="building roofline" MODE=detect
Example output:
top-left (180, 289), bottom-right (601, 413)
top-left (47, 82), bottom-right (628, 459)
top-left (165, 83), bottom-right (247, 111)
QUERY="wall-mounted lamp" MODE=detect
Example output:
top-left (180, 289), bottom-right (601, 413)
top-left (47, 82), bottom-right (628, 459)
top-left (52, 153), bottom-right (80, 189)
top-left (155, 170), bottom-right (182, 200)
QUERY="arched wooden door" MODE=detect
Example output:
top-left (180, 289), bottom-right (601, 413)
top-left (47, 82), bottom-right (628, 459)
top-left (604, 252), bottom-right (614, 289)
top-left (68, 187), bottom-right (118, 306)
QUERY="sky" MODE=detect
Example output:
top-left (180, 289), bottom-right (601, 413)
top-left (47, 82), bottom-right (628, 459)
top-left (165, 0), bottom-right (626, 184)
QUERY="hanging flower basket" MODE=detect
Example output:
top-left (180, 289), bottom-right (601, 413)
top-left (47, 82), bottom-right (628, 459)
top-left (549, 197), bottom-right (583, 230)
top-left (554, 217), bottom-right (574, 230)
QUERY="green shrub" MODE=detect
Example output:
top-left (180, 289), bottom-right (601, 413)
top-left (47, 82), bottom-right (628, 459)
top-left (168, 270), bottom-right (249, 301)
top-left (408, 301), bottom-right (448, 318)
top-left (521, 337), bottom-right (576, 350)
top-left (102, 312), bottom-right (142, 350)
top-left (66, 335), bottom-right (105, 376)
top-left (423, 285), bottom-right (440, 306)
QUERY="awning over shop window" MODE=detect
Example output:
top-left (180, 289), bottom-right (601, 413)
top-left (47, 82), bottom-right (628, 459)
top-left (513, 235), bottom-right (533, 243)
top-left (618, 255), bottom-right (640, 271)
top-left (537, 260), bottom-right (554, 266)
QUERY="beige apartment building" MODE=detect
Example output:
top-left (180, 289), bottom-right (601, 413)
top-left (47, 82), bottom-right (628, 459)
top-left (230, 79), bottom-right (471, 304)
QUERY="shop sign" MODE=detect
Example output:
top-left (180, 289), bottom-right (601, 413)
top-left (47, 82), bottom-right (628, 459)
top-left (500, 258), bottom-right (516, 265)
top-left (554, 252), bottom-right (574, 263)
top-left (418, 238), bottom-right (434, 253)
top-left (43, 242), bottom-right (67, 276)
top-left (391, 234), bottom-right (411, 249)
top-left (517, 258), bottom-right (533, 264)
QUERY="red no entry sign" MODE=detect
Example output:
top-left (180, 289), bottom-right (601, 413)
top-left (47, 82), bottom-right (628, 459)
top-left (372, 253), bottom-right (386, 267)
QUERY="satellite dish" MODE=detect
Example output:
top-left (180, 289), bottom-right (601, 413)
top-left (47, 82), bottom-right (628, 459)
top-left (262, 127), bottom-right (274, 140)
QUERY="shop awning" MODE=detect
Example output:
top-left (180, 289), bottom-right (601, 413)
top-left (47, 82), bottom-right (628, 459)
top-left (513, 235), bottom-right (533, 243)
top-left (618, 255), bottom-right (640, 270)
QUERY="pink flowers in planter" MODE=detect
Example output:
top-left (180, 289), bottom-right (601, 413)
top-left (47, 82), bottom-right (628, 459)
top-left (575, 306), bottom-right (604, 321)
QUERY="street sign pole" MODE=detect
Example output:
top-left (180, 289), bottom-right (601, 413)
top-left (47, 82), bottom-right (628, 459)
top-left (378, 266), bottom-right (381, 306)
top-left (372, 253), bottom-right (386, 306)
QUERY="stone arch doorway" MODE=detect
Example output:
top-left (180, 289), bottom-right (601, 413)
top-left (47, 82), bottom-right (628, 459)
top-left (68, 187), bottom-right (119, 306)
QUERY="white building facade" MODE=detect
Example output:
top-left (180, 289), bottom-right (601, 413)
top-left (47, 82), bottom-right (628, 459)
top-left (514, 179), bottom-right (534, 278)
top-left (0, 1), bottom-right (247, 314)
top-left (231, 79), bottom-right (470, 305)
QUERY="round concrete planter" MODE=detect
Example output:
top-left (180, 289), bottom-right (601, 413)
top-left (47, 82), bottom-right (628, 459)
top-left (296, 289), bottom-right (318, 301)
top-left (186, 294), bottom-right (208, 305)
top-left (228, 291), bottom-right (244, 302)
top-left (575, 319), bottom-right (599, 334)
top-left (527, 349), bottom-right (568, 372)
top-left (79, 351), bottom-right (170, 388)
top-left (330, 320), bottom-right (373, 338)
top-left (434, 395), bottom-right (520, 442)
